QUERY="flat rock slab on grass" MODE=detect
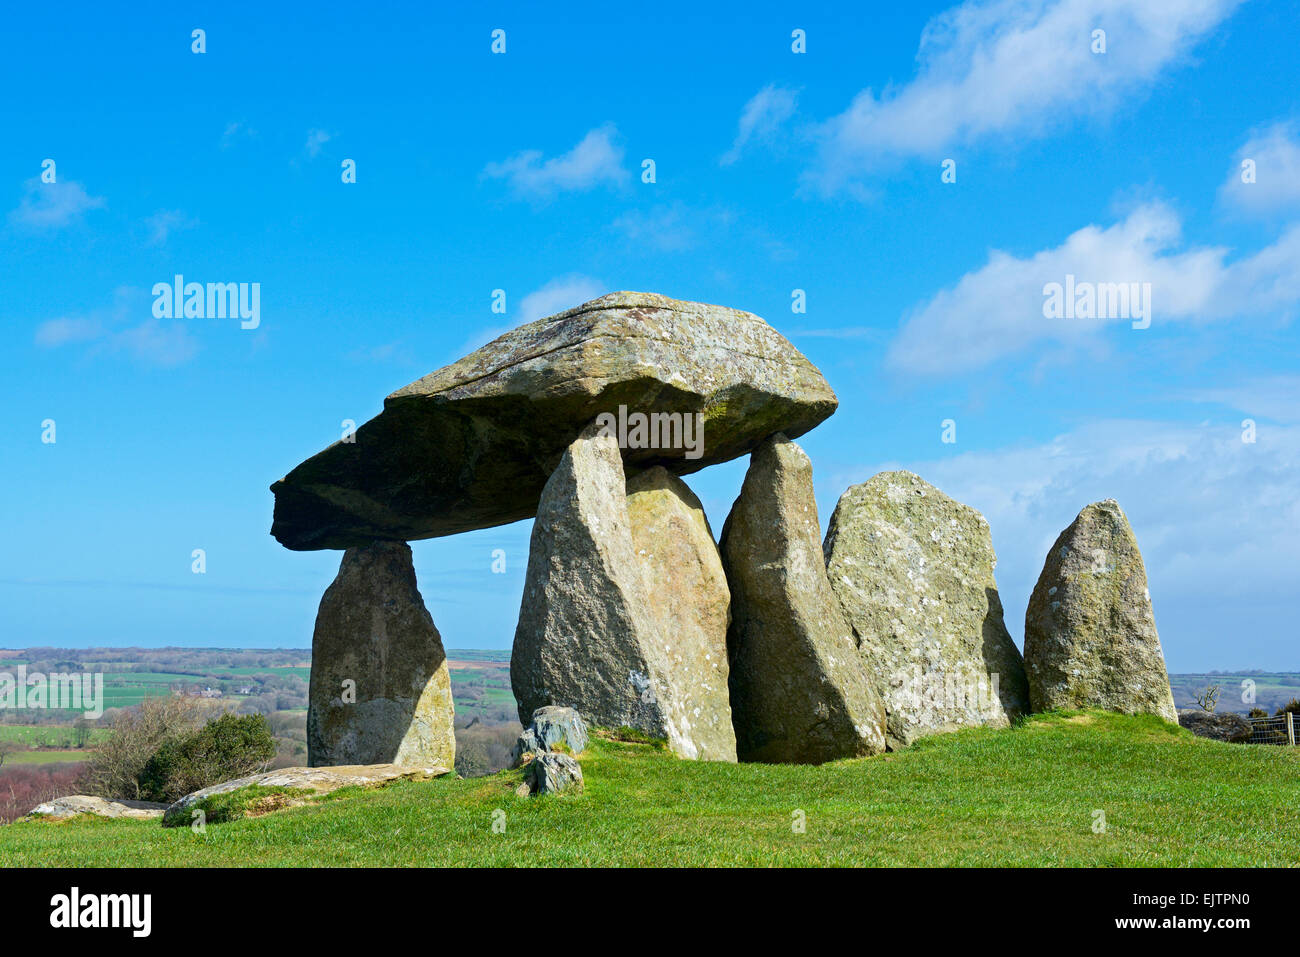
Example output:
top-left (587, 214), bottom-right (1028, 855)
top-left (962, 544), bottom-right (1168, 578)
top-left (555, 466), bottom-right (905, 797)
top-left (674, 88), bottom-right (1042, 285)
top-left (270, 291), bottom-right (837, 550)
top-left (1024, 499), bottom-right (1178, 723)
top-left (163, 763), bottom-right (450, 826)
top-left (823, 470), bottom-right (1029, 749)
top-left (29, 796), bottom-right (168, 821)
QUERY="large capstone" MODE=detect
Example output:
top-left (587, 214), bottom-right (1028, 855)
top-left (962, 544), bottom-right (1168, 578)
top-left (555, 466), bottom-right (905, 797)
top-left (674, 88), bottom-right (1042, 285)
top-left (271, 291), bottom-right (838, 550)
top-left (720, 434), bottom-right (887, 763)
top-left (823, 471), bottom-right (1029, 749)
top-left (1023, 499), bottom-right (1178, 723)
top-left (510, 424), bottom-right (737, 761)
top-left (307, 541), bottom-right (456, 768)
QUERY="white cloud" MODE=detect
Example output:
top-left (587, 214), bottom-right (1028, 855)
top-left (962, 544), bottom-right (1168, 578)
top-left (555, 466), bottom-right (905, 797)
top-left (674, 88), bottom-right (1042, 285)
top-left (518, 275), bottom-right (607, 323)
top-left (114, 319), bottom-right (200, 366)
top-left (721, 85), bottom-right (798, 166)
top-left (33, 287), bottom-right (199, 366)
top-left (220, 121), bottom-right (257, 149)
top-left (612, 202), bottom-right (699, 252)
top-left (483, 125), bottom-right (627, 200)
top-left (1180, 374), bottom-right (1300, 424)
top-left (455, 275), bottom-right (606, 357)
top-left (304, 129), bottom-right (332, 159)
top-left (887, 202), bottom-right (1300, 375)
top-left (825, 411), bottom-right (1300, 669)
top-left (34, 317), bottom-right (103, 348)
top-left (807, 0), bottom-right (1241, 193)
top-left (1219, 121), bottom-right (1300, 216)
top-left (145, 209), bottom-right (197, 246)
top-left (9, 178), bottom-right (105, 229)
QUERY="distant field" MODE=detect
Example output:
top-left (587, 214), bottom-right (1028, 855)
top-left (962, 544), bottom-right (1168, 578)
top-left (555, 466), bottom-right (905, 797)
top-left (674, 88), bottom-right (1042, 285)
top-left (2, 751), bottom-right (92, 765)
top-left (0, 726), bottom-right (110, 748)
top-left (1170, 673), bottom-right (1300, 714)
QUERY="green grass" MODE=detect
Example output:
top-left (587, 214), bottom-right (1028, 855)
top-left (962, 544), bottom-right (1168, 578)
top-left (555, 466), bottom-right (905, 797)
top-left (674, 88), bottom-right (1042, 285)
top-left (4, 712), bottom-right (1298, 866)
top-left (2, 750), bottom-right (93, 765)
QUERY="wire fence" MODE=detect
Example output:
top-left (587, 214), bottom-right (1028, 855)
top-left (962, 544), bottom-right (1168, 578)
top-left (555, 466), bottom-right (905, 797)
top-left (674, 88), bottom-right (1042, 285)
top-left (1247, 712), bottom-right (1296, 746)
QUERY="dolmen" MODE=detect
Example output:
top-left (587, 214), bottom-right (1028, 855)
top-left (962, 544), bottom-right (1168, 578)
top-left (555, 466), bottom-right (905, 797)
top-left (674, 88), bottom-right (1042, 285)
top-left (271, 291), bottom-right (1180, 771)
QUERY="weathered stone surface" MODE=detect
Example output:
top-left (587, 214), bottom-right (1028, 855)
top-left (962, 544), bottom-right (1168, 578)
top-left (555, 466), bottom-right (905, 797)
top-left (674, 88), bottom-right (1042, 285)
top-left (271, 291), bottom-right (838, 550)
top-left (529, 705), bottom-right (589, 755)
top-left (525, 753), bottom-right (584, 796)
top-left (308, 541), bottom-right (456, 768)
top-left (625, 467), bottom-right (736, 761)
top-left (28, 795), bottom-right (167, 821)
top-left (509, 728), bottom-right (544, 769)
top-left (510, 425), bottom-right (736, 761)
top-left (1024, 500), bottom-right (1178, 723)
top-left (720, 434), bottom-right (887, 764)
top-left (824, 470), bottom-right (1029, 749)
top-left (163, 763), bottom-right (450, 825)
top-left (1178, 709), bottom-right (1252, 743)
top-left (509, 707), bottom-right (591, 769)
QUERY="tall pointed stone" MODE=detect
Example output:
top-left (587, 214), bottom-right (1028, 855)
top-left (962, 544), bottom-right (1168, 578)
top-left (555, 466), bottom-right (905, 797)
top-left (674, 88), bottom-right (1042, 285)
top-left (1024, 499), bottom-right (1177, 722)
top-left (511, 424), bottom-right (736, 761)
top-left (307, 542), bottom-right (456, 768)
top-left (824, 471), bottom-right (1028, 749)
top-left (720, 434), bottom-right (887, 764)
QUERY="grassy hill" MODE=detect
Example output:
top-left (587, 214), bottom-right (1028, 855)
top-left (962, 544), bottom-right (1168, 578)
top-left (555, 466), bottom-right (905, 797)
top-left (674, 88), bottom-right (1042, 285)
top-left (4, 711), bottom-right (1298, 866)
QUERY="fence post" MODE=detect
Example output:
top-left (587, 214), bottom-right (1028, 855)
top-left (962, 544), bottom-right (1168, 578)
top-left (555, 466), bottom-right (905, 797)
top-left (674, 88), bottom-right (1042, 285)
top-left (1288, 712), bottom-right (1296, 747)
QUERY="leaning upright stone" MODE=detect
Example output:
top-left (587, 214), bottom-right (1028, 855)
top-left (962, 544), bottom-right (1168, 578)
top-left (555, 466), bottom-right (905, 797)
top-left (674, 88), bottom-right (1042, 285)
top-left (720, 434), bottom-right (887, 763)
top-left (625, 467), bottom-right (736, 761)
top-left (511, 424), bottom-right (736, 761)
top-left (824, 471), bottom-right (1029, 749)
top-left (307, 542), bottom-right (456, 768)
top-left (1024, 500), bottom-right (1177, 722)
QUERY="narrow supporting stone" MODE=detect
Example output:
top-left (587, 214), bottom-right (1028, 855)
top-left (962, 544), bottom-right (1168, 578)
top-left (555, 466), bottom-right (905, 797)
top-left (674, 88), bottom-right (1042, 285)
top-left (307, 541), bottom-right (456, 768)
top-left (510, 424), bottom-right (737, 761)
top-left (720, 434), bottom-right (887, 763)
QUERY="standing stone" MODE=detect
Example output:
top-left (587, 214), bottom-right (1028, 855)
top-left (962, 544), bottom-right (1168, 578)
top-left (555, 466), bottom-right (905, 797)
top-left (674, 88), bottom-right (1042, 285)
top-left (308, 541), bottom-right (456, 768)
top-left (720, 434), bottom-right (887, 764)
top-left (824, 471), bottom-right (1029, 749)
top-left (511, 424), bottom-right (736, 761)
top-left (625, 467), bottom-right (736, 761)
top-left (1024, 500), bottom-right (1177, 722)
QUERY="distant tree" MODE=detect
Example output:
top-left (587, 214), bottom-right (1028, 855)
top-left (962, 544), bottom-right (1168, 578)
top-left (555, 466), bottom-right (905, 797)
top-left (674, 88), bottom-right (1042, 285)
top-left (72, 716), bottom-right (93, 749)
top-left (80, 696), bottom-right (210, 801)
top-left (1194, 684), bottom-right (1221, 713)
top-left (137, 713), bottom-right (276, 803)
top-left (0, 741), bottom-right (17, 769)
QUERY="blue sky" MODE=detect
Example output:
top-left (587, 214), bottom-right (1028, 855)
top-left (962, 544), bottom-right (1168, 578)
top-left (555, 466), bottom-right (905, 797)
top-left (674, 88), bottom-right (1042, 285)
top-left (3, 0), bottom-right (1297, 670)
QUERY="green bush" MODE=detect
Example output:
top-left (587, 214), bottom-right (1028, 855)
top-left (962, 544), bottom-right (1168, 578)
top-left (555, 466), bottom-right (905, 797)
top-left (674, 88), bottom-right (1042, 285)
top-left (1275, 699), bottom-right (1300, 717)
top-left (138, 713), bottom-right (276, 803)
